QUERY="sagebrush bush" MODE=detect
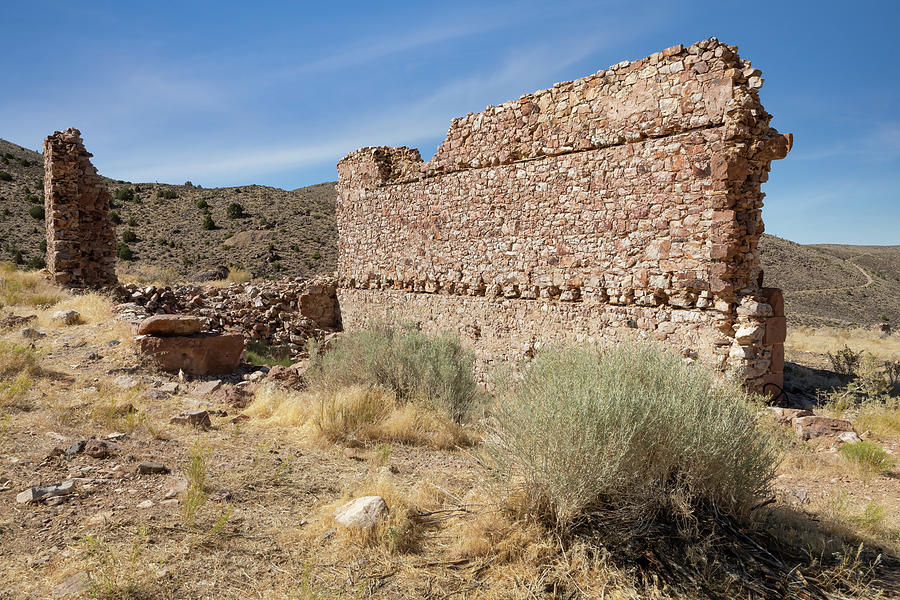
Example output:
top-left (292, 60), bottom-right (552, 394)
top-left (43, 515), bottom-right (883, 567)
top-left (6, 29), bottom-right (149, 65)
top-left (226, 202), bottom-right (245, 219)
top-left (486, 343), bottom-right (778, 531)
top-left (307, 323), bottom-right (478, 422)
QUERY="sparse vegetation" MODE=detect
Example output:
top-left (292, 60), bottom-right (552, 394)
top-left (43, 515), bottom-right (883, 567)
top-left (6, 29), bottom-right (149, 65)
top-left (202, 213), bottom-right (216, 230)
top-left (828, 345), bottom-right (864, 375)
top-left (28, 205), bottom-right (44, 220)
top-left (0, 171), bottom-right (11, 181)
top-left (307, 323), bottom-right (478, 422)
top-left (840, 441), bottom-right (895, 476)
top-left (121, 229), bottom-right (137, 243)
top-left (156, 188), bottom-right (178, 200)
top-left (117, 241), bottom-right (134, 260)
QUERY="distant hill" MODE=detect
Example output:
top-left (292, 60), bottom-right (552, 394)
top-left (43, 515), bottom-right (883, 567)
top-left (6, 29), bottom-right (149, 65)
top-left (759, 235), bottom-right (900, 327)
top-left (1, 137), bottom-right (897, 327)
top-left (0, 137), bottom-right (336, 281)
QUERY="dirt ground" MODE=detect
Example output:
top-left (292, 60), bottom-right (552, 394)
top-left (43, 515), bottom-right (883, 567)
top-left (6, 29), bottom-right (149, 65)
top-left (1, 286), bottom-right (899, 599)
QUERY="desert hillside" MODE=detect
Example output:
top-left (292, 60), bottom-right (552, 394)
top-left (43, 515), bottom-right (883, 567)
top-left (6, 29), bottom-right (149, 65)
top-left (760, 235), bottom-right (900, 327)
top-left (0, 138), bottom-right (336, 281)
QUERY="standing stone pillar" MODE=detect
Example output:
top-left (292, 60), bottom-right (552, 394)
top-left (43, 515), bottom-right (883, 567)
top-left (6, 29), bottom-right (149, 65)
top-left (43, 128), bottom-right (117, 288)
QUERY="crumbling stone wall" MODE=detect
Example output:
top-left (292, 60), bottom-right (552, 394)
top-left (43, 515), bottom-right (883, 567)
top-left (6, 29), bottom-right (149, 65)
top-left (336, 38), bottom-right (791, 393)
top-left (43, 128), bottom-right (117, 287)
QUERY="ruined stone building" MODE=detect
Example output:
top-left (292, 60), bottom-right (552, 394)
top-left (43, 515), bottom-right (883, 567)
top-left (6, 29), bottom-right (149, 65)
top-left (336, 38), bottom-right (791, 393)
top-left (43, 128), bottom-right (117, 288)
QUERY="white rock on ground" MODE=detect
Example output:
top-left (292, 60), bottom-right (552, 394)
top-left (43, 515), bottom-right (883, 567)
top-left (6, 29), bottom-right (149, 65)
top-left (333, 496), bottom-right (388, 530)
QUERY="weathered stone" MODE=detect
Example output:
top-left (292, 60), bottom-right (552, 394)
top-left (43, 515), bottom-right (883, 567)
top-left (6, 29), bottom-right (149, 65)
top-left (20, 327), bottom-right (46, 340)
top-left (136, 462), bottom-right (170, 475)
top-left (193, 379), bottom-right (222, 395)
top-left (83, 439), bottom-right (113, 459)
top-left (139, 333), bottom-right (243, 375)
top-left (335, 37), bottom-right (790, 393)
top-left (838, 431), bottom-right (863, 444)
top-left (770, 407), bottom-right (813, 425)
top-left (266, 364), bottom-right (308, 389)
top-left (53, 571), bottom-right (89, 597)
top-left (794, 416), bottom-right (854, 439)
top-left (16, 480), bottom-right (75, 503)
top-left (334, 496), bottom-right (388, 530)
top-left (43, 128), bottom-right (117, 288)
top-left (52, 310), bottom-right (81, 326)
top-left (137, 314), bottom-right (205, 336)
top-left (170, 409), bottom-right (212, 428)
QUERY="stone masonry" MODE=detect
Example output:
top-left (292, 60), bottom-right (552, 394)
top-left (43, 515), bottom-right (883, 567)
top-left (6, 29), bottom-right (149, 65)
top-left (336, 38), bottom-right (791, 393)
top-left (43, 128), bottom-right (117, 288)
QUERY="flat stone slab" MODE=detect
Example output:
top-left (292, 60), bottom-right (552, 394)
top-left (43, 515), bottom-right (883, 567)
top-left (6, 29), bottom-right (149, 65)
top-left (794, 415), bottom-right (855, 440)
top-left (334, 496), bottom-right (388, 530)
top-left (137, 315), bottom-right (205, 336)
top-left (139, 333), bottom-right (243, 375)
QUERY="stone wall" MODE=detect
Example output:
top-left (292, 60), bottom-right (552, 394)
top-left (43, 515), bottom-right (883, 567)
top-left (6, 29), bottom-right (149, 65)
top-left (336, 38), bottom-right (791, 393)
top-left (43, 128), bottom-right (117, 288)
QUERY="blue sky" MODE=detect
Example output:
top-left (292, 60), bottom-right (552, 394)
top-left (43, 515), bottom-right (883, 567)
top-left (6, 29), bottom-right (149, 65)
top-left (1, 1), bottom-right (898, 245)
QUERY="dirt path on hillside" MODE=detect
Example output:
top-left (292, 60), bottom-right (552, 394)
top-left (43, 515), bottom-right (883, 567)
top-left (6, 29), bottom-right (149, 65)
top-left (786, 255), bottom-right (873, 295)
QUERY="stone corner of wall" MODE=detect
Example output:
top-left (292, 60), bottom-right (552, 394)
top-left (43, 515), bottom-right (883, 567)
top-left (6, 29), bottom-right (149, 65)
top-left (337, 146), bottom-right (425, 189)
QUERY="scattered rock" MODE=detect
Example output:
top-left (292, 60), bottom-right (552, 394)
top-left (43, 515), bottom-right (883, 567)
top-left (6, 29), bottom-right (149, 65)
top-left (838, 431), bottom-right (863, 444)
top-left (333, 496), bottom-right (388, 530)
top-left (136, 314), bottom-right (205, 336)
top-left (16, 480), bottom-right (75, 504)
top-left (266, 364), bottom-right (308, 389)
top-left (170, 409), bottom-right (211, 429)
top-left (113, 375), bottom-right (140, 389)
top-left (64, 441), bottom-right (86, 456)
top-left (85, 510), bottom-right (114, 528)
top-left (230, 414), bottom-right (250, 424)
top-left (210, 490), bottom-right (232, 502)
top-left (794, 416), bottom-right (855, 440)
top-left (52, 310), bottom-right (82, 326)
top-left (157, 382), bottom-right (179, 394)
top-left (83, 439), bottom-right (114, 459)
top-left (53, 571), bottom-right (89, 597)
top-left (160, 498), bottom-right (179, 506)
top-left (193, 379), bottom-right (222, 395)
top-left (137, 500), bottom-right (154, 509)
top-left (212, 385), bottom-right (252, 408)
top-left (20, 327), bottom-right (46, 340)
top-left (769, 407), bottom-right (813, 426)
top-left (0, 313), bottom-right (35, 330)
top-left (164, 479), bottom-right (188, 499)
top-left (136, 463), bottom-right (170, 475)
top-left (85, 351), bottom-right (101, 361)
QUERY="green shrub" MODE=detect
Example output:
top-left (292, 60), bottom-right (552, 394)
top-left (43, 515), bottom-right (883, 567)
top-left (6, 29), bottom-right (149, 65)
top-left (121, 229), bottom-right (137, 243)
top-left (308, 323), bottom-right (477, 422)
top-left (0, 171), bottom-right (11, 181)
top-left (196, 199), bottom-right (209, 209)
top-left (117, 242), bottom-right (133, 261)
top-left (109, 210), bottom-right (122, 225)
top-left (156, 188), bottom-right (177, 200)
top-left (113, 187), bottom-right (134, 202)
top-left (25, 194), bottom-right (40, 204)
top-left (225, 202), bottom-right (245, 219)
top-left (25, 256), bottom-right (45, 270)
top-left (202, 214), bottom-right (216, 230)
top-left (840, 441), bottom-right (895, 475)
top-left (827, 345), bottom-right (863, 376)
top-left (486, 343), bottom-right (778, 531)
top-left (28, 205), bottom-right (44, 220)
top-left (128, 216), bottom-right (137, 227)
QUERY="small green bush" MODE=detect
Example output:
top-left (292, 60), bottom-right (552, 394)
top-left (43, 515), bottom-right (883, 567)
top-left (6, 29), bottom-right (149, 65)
top-left (127, 217), bottom-right (137, 227)
top-left (121, 229), bottom-right (137, 243)
top-left (840, 441), bottom-right (895, 475)
top-left (202, 214), bottom-right (216, 230)
top-left (109, 211), bottom-right (122, 225)
top-left (226, 202), bottom-right (245, 219)
top-left (827, 345), bottom-right (863, 376)
top-left (156, 188), bottom-right (177, 200)
top-left (308, 323), bottom-right (477, 422)
top-left (25, 256), bottom-right (45, 270)
top-left (25, 194), bottom-right (40, 204)
top-left (0, 171), bottom-right (11, 181)
top-left (113, 187), bottom-right (134, 202)
top-left (117, 242), bottom-right (133, 261)
top-left (28, 205), bottom-right (44, 220)
top-left (486, 344), bottom-right (778, 531)
top-left (196, 199), bottom-right (209, 209)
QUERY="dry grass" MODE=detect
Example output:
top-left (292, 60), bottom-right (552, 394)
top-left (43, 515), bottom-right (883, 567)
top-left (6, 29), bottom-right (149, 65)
top-left (787, 326), bottom-right (900, 361)
top-left (244, 383), bottom-right (471, 449)
top-left (0, 262), bottom-right (63, 308)
top-left (115, 263), bottom-right (181, 287)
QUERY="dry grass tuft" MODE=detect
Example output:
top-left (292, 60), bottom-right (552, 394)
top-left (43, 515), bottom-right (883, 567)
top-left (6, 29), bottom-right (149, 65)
top-left (0, 262), bottom-right (62, 308)
top-left (244, 383), bottom-right (471, 449)
top-left (115, 263), bottom-right (181, 287)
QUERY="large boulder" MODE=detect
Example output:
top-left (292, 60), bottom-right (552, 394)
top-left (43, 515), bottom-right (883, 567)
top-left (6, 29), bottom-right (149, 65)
top-left (137, 315), bottom-right (205, 336)
top-left (139, 333), bottom-right (243, 375)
